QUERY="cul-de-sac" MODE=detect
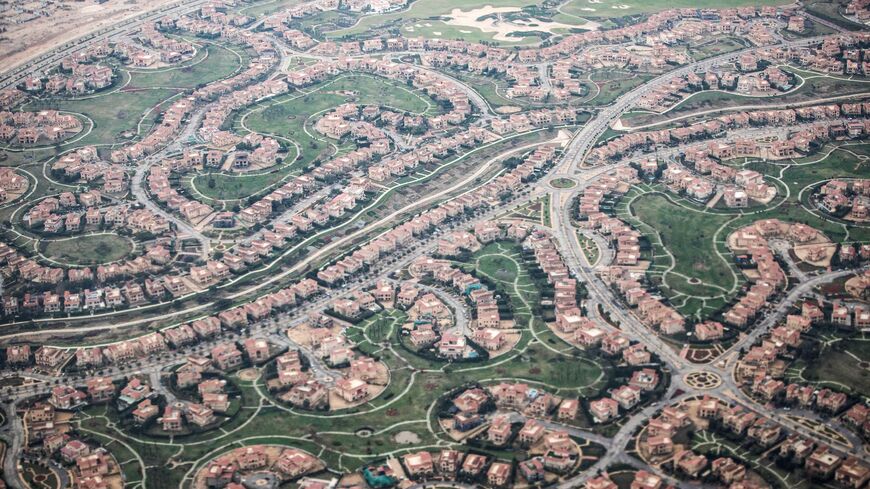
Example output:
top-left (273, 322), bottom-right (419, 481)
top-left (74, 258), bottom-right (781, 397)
top-left (4, 0), bottom-right (870, 488)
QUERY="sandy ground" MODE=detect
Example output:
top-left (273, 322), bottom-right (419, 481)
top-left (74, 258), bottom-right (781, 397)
top-left (443, 5), bottom-right (598, 42)
top-left (845, 274), bottom-right (870, 298)
top-left (793, 243), bottom-right (836, 267)
top-left (1, 0), bottom-right (181, 73)
top-left (287, 322), bottom-right (345, 348)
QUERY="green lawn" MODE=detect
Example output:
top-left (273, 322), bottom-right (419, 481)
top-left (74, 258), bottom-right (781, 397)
top-left (397, 21), bottom-right (545, 45)
top-left (477, 253), bottom-right (520, 282)
top-left (201, 74), bottom-right (436, 201)
top-left (445, 71), bottom-right (518, 109)
top-left (241, 74), bottom-right (435, 163)
top-left (39, 234), bottom-right (134, 265)
top-left (190, 159), bottom-right (299, 202)
top-left (798, 337), bottom-right (870, 398)
top-left (37, 88), bottom-right (181, 147)
top-left (551, 177), bottom-right (577, 188)
top-left (588, 73), bottom-right (653, 106)
top-left (689, 36), bottom-right (748, 60)
top-left (330, 0), bottom-right (552, 38)
top-left (127, 43), bottom-right (246, 90)
top-left (628, 192), bottom-right (737, 298)
top-left (578, 234), bottom-right (600, 265)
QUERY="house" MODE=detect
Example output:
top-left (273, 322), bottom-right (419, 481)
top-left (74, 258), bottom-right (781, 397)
top-left (805, 448), bottom-right (842, 478)
top-left (132, 399), bottom-right (159, 424)
top-left (211, 343), bottom-right (243, 371)
top-left (159, 406), bottom-right (183, 432)
top-left (836, 457), bottom-right (870, 489)
top-left (335, 377), bottom-right (368, 403)
top-left (403, 451), bottom-right (434, 477)
top-left (487, 462), bottom-right (511, 487)
top-left (518, 419), bottom-right (546, 446)
top-left (585, 475), bottom-right (618, 489)
top-left (589, 397), bottom-right (620, 423)
top-left (243, 338), bottom-right (270, 364)
top-left (460, 453), bottom-right (487, 477)
top-left (438, 449), bottom-right (462, 475)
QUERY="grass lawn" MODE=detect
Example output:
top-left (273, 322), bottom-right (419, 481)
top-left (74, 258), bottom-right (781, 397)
top-left (494, 344), bottom-right (605, 389)
top-left (242, 74), bottom-right (435, 165)
top-left (330, 0), bottom-right (551, 38)
top-left (628, 192), bottom-right (737, 296)
top-left (397, 21), bottom-right (544, 45)
top-left (190, 160), bottom-right (298, 202)
top-left (578, 233), bottom-right (600, 265)
top-left (689, 36), bottom-right (748, 60)
top-left (214, 74), bottom-right (436, 201)
top-left (588, 73), bottom-right (653, 106)
top-left (445, 71), bottom-right (519, 109)
top-left (798, 334), bottom-right (870, 398)
top-left (20, 461), bottom-right (59, 489)
top-left (38, 88), bottom-right (181, 147)
top-left (39, 234), bottom-right (133, 265)
top-left (127, 43), bottom-right (246, 90)
top-left (477, 253), bottom-right (520, 282)
top-left (805, 0), bottom-right (867, 30)
top-left (237, 0), bottom-right (300, 17)
top-left (551, 177), bottom-right (577, 188)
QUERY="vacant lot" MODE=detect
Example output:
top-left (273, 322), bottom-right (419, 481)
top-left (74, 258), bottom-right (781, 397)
top-left (40, 234), bottom-right (133, 265)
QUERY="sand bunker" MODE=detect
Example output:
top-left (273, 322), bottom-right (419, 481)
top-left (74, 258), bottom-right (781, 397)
top-left (443, 5), bottom-right (599, 42)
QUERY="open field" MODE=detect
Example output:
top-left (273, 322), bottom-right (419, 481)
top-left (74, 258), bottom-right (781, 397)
top-left (32, 88), bottom-right (181, 148)
top-left (788, 333), bottom-right (870, 399)
top-left (190, 165), bottom-right (299, 202)
top-left (620, 189), bottom-right (739, 318)
top-left (588, 72), bottom-right (653, 106)
top-left (331, 0), bottom-right (546, 36)
top-left (39, 234), bottom-right (134, 266)
top-left (629, 193), bottom-right (735, 292)
top-left (195, 74), bottom-right (436, 201)
top-left (688, 36), bottom-right (748, 60)
top-left (329, 0), bottom-right (587, 44)
top-left (127, 43), bottom-right (247, 90)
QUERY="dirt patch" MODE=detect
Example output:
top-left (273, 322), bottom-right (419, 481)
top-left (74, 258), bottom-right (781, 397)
top-left (237, 368), bottom-right (260, 381)
top-left (496, 106), bottom-right (523, 114)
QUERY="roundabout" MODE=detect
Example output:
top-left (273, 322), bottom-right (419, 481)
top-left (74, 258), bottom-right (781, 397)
top-left (550, 177), bottom-right (577, 189)
top-left (684, 371), bottom-right (723, 390)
